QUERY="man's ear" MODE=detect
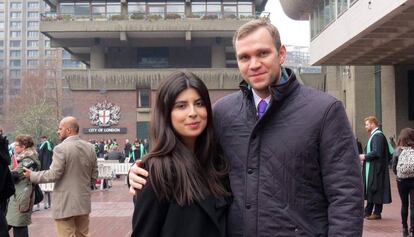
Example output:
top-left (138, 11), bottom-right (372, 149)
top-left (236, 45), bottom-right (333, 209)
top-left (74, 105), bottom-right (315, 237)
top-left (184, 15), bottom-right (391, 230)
top-left (278, 45), bottom-right (287, 65)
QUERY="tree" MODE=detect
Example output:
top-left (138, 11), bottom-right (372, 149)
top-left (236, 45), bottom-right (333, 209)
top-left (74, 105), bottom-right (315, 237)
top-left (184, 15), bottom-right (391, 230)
top-left (2, 50), bottom-right (63, 144)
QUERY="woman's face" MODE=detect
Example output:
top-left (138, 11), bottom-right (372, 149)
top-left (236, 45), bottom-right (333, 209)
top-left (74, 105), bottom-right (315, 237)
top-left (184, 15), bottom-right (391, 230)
top-left (171, 88), bottom-right (208, 149)
top-left (14, 142), bottom-right (25, 154)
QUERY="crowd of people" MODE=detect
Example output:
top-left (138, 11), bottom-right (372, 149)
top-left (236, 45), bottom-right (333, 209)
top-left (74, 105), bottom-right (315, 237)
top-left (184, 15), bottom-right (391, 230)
top-left (88, 138), bottom-right (149, 163)
top-left (1, 19), bottom-right (414, 237)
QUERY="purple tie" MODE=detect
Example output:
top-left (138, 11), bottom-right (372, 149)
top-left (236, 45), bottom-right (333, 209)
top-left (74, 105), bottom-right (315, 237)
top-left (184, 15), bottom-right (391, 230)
top-left (257, 100), bottom-right (268, 119)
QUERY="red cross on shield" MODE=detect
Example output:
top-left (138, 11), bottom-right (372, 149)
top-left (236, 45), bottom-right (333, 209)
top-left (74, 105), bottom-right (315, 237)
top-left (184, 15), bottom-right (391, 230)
top-left (98, 110), bottom-right (110, 126)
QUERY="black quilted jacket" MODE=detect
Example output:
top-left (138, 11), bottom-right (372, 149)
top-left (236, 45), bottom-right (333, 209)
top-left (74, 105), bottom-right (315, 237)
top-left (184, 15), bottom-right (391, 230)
top-left (213, 68), bottom-right (364, 237)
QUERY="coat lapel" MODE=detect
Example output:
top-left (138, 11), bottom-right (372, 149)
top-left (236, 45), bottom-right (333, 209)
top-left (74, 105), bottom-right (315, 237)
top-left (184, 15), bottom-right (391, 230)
top-left (196, 196), bottom-right (228, 234)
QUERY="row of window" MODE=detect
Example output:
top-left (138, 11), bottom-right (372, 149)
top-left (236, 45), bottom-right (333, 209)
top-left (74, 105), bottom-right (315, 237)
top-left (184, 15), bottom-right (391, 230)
top-left (7, 59), bottom-right (60, 67)
top-left (310, 0), bottom-right (359, 39)
top-left (8, 11), bottom-right (40, 19)
top-left (0, 2), bottom-right (40, 10)
top-left (2, 21), bottom-right (40, 29)
top-left (7, 50), bottom-right (55, 57)
top-left (9, 31), bottom-right (39, 38)
top-left (0, 40), bottom-right (50, 48)
top-left (59, 1), bottom-right (254, 17)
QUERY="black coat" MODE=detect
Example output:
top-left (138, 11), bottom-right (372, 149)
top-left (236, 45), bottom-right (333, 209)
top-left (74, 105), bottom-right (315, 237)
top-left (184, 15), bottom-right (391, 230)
top-left (38, 141), bottom-right (53, 171)
top-left (131, 180), bottom-right (231, 237)
top-left (363, 130), bottom-right (392, 204)
top-left (213, 68), bottom-right (364, 236)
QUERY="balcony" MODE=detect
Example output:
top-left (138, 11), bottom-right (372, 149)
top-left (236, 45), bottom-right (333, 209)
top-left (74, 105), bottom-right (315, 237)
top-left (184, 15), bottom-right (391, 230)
top-left (62, 68), bottom-right (242, 90)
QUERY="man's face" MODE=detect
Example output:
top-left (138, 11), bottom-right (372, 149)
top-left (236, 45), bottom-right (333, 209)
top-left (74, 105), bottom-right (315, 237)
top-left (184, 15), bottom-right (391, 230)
top-left (364, 120), bottom-right (376, 133)
top-left (235, 27), bottom-right (286, 98)
top-left (57, 122), bottom-right (70, 141)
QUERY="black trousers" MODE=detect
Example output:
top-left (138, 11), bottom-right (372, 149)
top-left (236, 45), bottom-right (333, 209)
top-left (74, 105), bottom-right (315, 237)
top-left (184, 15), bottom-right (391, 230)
top-left (365, 202), bottom-right (383, 216)
top-left (8, 225), bottom-right (29, 237)
top-left (397, 179), bottom-right (414, 228)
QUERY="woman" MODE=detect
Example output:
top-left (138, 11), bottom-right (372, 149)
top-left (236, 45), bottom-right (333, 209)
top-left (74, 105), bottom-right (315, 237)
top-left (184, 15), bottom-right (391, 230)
top-left (7, 134), bottom-right (40, 237)
top-left (131, 71), bottom-right (231, 237)
top-left (392, 128), bottom-right (414, 237)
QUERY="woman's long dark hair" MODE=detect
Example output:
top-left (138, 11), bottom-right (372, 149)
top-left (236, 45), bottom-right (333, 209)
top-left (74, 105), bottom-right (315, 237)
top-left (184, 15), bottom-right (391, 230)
top-left (144, 71), bottom-right (229, 206)
top-left (397, 127), bottom-right (414, 148)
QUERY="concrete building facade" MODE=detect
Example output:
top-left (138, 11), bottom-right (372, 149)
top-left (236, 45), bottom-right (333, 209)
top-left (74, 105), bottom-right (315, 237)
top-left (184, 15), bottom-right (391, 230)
top-left (40, 0), bottom-right (270, 142)
top-left (280, 0), bottom-right (414, 145)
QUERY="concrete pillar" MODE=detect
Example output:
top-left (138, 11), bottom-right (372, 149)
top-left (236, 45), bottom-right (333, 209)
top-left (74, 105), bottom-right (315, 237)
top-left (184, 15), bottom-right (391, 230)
top-left (211, 43), bottom-right (225, 68)
top-left (121, 2), bottom-right (128, 16)
top-left (381, 65), bottom-right (397, 140)
top-left (353, 66), bottom-right (376, 145)
top-left (90, 45), bottom-right (105, 69)
top-left (185, 3), bottom-right (191, 17)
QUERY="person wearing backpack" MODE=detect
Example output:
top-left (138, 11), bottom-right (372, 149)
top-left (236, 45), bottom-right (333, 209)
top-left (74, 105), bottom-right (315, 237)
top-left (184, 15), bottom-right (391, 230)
top-left (359, 116), bottom-right (392, 220)
top-left (392, 127), bottom-right (414, 237)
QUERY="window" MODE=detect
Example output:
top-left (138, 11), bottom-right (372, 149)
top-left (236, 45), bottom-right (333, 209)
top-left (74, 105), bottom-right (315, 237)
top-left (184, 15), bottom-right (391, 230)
top-left (10, 21), bottom-right (21, 28)
top-left (10, 60), bottom-right (21, 67)
top-left (10, 12), bottom-right (21, 18)
top-left (45, 40), bottom-right (50, 48)
top-left (0, 60), bottom-right (3, 66)
top-left (166, 2), bottom-right (184, 16)
top-left (10, 40), bottom-right (21, 47)
top-left (10, 50), bottom-right (21, 57)
top-left (11, 79), bottom-right (21, 87)
top-left (27, 40), bottom-right (38, 47)
top-left (10, 2), bottom-right (22, 10)
top-left (0, 50), bottom-right (3, 57)
top-left (137, 47), bottom-right (169, 68)
top-left (10, 69), bottom-right (21, 78)
top-left (27, 31), bottom-right (38, 38)
top-left (0, 3), bottom-right (4, 10)
top-left (9, 88), bottom-right (20, 96)
top-left (192, 1), bottom-right (206, 17)
top-left (45, 49), bottom-right (53, 56)
top-left (60, 3), bottom-right (75, 15)
top-left (107, 3), bottom-right (121, 16)
top-left (27, 59), bottom-right (39, 66)
top-left (27, 11), bottom-right (39, 19)
top-left (27, 50), bottom-right (39, 57)
top-left (27, 2), bottom-right (39, 9)
top-left (137, 89), bottom-right (150, 107)
top-left (74, 3), bottom-right (89, 16)
top-left (129, 2), bottom-right (146, 14)
top-left (0, 13), bottom-right (4, 19)
top-left (10, 31), bottom-right (21, 38)
top-left (27, 21), bottom-right (39, 28)
top-left (0, 41), bottom-right (3, 47)
top-left (0, 22), bottom-right (4, 29)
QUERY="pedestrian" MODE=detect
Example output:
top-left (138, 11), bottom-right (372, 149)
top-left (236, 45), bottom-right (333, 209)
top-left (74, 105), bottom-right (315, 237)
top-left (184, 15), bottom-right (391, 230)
top-left (359, 116), bottom-right (392, 220)
top-left (131, 71), bottom-right (231, 237)
top-left (23, 116), bottom-right (98, 237)
top-left (37, 135), bottom-right (53, 210)
top-left (7, 134), bottom-right (40, 237)
top-left (392, 127), bottom-right (414, 237)
top-left (129, 19), bottom-right (364, 236)
top-left (0, 130), bottom-right (15, 237)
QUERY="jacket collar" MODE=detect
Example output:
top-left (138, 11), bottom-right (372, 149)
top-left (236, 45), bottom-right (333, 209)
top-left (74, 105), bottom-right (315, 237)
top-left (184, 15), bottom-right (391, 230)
top-left (239, 67), bottom-right (300, 104)
top-left (62, 135), bottom-right (80, 144)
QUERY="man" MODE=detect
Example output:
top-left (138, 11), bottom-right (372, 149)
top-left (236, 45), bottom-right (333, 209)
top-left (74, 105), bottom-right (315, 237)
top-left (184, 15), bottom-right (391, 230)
top-left (129, 19), bottom-right (364, 236)
top-left (124, 139), bottom-right (132, 160)
top-left (37, 135), bottom-right (53, 209)
top-left (359, 116), bottom-right (392, 220)
top-left (23, 116), bottom-right (98, 237)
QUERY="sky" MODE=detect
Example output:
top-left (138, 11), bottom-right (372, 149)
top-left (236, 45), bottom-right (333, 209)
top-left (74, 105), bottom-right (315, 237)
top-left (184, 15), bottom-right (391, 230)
top-left (264, 0), bottom-right (310, 47)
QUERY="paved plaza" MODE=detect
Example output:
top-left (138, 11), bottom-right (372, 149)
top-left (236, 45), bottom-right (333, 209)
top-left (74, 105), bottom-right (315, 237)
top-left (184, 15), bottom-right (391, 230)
top-left (13, 173), bottom-right (406, 237)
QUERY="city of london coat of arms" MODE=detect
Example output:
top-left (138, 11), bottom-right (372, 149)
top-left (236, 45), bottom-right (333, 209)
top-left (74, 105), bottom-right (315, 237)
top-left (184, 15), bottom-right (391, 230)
top-left (89, 100), bottom-right (121, 127)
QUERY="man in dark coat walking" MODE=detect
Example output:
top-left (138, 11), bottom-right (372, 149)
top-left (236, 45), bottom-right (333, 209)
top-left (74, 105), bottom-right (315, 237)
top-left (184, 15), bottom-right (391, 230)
top-left (359, 116), bottom-right (392, 220)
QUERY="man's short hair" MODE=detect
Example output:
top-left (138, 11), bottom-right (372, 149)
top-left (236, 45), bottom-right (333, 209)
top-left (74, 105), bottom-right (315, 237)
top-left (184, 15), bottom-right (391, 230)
top-left (233, 19), bottom-right (281, 51)
top-left (364, 116), bottom-right (379, 126)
